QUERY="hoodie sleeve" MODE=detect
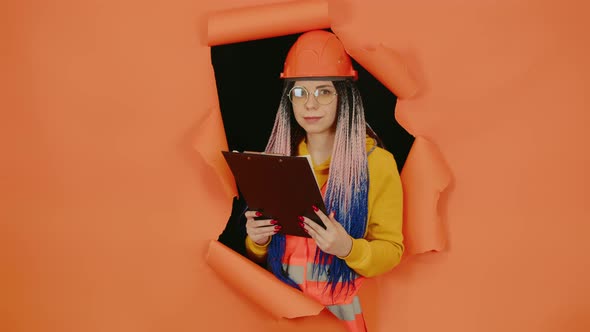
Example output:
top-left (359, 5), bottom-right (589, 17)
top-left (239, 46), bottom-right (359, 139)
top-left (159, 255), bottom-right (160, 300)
top-left (245, 235), bottom-right (270, 263)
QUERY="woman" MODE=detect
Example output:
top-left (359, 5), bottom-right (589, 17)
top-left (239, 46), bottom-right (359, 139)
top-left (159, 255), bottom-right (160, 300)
top-left (244, 30), bottom-right (404, 331)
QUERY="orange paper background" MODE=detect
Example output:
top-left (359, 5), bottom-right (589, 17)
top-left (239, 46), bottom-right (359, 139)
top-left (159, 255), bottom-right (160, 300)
top-left (207, 0), bottom-right (329, 46)
top-left (1, 0), bottom-right (589, 332)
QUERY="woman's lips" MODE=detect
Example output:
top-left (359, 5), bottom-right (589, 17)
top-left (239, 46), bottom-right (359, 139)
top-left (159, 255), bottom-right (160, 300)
top-left (303, 116), bottom-right (322, 123)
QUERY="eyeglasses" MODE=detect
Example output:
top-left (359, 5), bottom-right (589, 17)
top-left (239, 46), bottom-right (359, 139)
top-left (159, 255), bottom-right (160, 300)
top-left (288, 86), bottom-right (338, 105)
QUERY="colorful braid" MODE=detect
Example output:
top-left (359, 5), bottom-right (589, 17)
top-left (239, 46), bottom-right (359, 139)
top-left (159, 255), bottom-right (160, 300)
top-left (265, 80), bottom-right (373, 295)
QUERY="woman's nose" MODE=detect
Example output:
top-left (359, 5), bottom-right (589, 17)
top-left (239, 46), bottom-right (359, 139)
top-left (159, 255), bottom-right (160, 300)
top-left (304, 94), bottom-right (319, 109)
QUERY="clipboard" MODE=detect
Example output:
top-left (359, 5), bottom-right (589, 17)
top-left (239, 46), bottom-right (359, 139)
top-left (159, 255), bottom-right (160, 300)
top-left (221, 151), bottom-right (327, 238)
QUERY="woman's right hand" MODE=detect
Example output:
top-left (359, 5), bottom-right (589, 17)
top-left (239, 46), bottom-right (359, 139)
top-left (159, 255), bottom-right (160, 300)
top-left (245, 211), bottom-right (281, 245)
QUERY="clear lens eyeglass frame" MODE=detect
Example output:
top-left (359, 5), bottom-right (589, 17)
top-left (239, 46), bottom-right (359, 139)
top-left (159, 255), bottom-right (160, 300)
top-left (288, 86), bottom-right (338, 105)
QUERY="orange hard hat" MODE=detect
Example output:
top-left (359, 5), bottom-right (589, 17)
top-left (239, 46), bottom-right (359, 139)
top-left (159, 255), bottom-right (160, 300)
top-left (280, 30), bottom-right (358, 80)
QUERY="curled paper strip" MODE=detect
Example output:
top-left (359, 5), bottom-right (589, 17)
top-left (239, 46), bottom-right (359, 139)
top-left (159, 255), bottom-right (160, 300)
top-left (205, 240), bottom-right (324, 319)
top-left (348, 44), bottom-right (419, 99)
top-left (207, 0), bottom-right (330, 46)
top-left (401, 136), bottom-right (452, 255)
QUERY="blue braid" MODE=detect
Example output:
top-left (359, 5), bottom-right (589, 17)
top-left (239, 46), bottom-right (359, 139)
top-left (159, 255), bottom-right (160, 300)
top-left (311, 80), bottom-right (370, 295)
top-left (314, 162), bottom-right (369, 296)
top-left (267, 233), bottom-right (300, 289)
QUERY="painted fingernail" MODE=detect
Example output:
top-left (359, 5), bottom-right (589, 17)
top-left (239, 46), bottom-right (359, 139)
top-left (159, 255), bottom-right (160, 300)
top-left (274, 226), bottom-right (282, 231)
top-left (303, 228), bottom-right (309, 233)
top-left (298, 221), bottom-right (305, 228)
top-left (297, 216), bottom-right (304, 222)
top-left (312, 205), bottom-right (319, 212)
top-left (255, 211), bottom-right (263, 217)
top-left (270, 219), bottom-right (278, 225)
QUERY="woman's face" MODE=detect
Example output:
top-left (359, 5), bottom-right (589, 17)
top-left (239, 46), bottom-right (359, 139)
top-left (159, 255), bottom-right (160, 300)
top-left (290, 80), bottom-right (338, 136)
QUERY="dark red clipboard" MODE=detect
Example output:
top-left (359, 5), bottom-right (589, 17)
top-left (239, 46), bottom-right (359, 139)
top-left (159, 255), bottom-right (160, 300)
top-left (221, 151), bottom-right (327, 238)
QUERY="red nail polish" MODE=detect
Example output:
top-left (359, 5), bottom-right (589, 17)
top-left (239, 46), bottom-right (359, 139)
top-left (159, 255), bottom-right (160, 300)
top-left (298, 221), bottom-right (304, 227)
top-left (297, 216), bottom-right (304, 222)
top-left (274, 226), bottom-right (281, 231)
top-left (255, 211), bottom-right (263, 217)
top-left (312, 205), bottom-right (319, 212)
top-left (303, 228), bottom-right (309, 233)
top-left (270, 219), bottom-right (278, 225)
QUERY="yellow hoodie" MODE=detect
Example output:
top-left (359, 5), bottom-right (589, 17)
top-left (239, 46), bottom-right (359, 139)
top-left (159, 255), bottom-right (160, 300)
top-left (245, 137), bottom-right (404, 278)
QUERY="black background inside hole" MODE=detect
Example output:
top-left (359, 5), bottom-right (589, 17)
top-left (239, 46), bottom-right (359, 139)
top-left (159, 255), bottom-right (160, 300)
top-left (210, 31), bottom-right (414, 172)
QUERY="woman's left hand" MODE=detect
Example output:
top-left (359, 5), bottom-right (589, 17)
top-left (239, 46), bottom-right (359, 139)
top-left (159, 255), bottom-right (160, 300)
top-left (299, 207), bottom-right (353, 257)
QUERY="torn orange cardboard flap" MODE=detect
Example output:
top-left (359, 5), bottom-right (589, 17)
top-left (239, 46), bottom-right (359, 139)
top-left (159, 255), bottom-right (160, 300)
top-left (401, 136), bottom-right (452, 255)
top-left (205, 240), bottom-right (324, 319)
top-left (348, 44), bottom-right (419, 99)
top-left (192, 107), bottom-right (237, 199)
top-left (207, 0), bottom-right (330, 46)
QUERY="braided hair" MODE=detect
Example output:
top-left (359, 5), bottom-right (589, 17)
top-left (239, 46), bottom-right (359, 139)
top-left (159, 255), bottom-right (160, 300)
top-left (265, 79), bottom-right (380, 295)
